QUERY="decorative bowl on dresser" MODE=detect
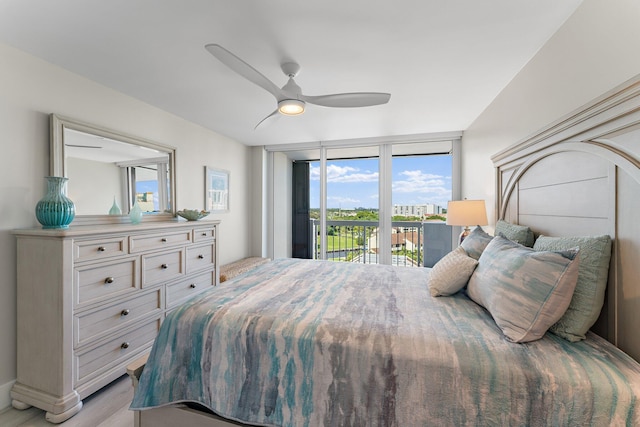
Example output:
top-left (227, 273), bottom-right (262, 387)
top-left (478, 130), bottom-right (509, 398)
top-left (10, 220), bottom-right (220, 423)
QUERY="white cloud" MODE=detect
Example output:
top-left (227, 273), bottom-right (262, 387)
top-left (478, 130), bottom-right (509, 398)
top-left (392, 169), bottom-right (452, 208)
top-left (393, 170), bottom-right (449, 194)
top-left (310, 164), bottom-right (378, 183)
top-left (328, 196), bottom-right (360, 204)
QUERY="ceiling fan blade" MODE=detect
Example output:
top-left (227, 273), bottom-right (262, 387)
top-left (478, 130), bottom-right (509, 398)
top-left (205, 44), bottom-right (283, 99)
top-left (300, 92), bottom-right (391, 108)
top-left (254, 109), bottom-right (280, 130)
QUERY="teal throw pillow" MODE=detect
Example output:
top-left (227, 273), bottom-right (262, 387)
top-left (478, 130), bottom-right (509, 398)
top-left (495, 219), bottom-right (535, 247)
top-left (460, 226), bottom-right (493, 260)
top-left (533, 235), bottom-right (612, 342)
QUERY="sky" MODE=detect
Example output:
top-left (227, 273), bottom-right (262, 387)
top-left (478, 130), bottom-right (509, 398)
top-left (309, 154), bottom-right (452, 210)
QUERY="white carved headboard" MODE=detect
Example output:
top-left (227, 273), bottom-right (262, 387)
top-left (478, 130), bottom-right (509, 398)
top-left (492, 75), bottom-right (640, 361)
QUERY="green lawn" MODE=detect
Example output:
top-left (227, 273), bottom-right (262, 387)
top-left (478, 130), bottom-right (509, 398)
top-left (324, 233), bottom-right (362, 252)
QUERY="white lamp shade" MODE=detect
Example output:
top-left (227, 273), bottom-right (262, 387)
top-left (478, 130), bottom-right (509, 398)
top-left (446, 200), bottom-right (488, 226)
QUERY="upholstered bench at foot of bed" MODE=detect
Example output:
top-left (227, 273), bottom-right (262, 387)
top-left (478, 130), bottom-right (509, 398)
top-left (219, 257), bottom-right (270, 282)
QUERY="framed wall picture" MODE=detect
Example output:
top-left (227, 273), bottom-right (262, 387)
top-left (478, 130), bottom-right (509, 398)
top-left (205, 166), bottom-right (229, 212)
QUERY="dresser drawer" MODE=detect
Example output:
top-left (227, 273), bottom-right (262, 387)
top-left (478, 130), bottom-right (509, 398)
top-left (76, 318), bottom-right (160, 385)
top-left (75, 289), bottom-right (163, 347)
top-left (186, 243), bottom-right (215, 274)
top-left (129, 231), bottom-right (192, 253)
top-left (193, 226), bottom-right (216, 242)
top-left (166, 271), bottom-right (214, 308)
top-left (141, 248), bottom-right (185, 287)
top-left (73, 236), bottom-right (128, 263)
top-left (75, 257), bottom-right (140, 307)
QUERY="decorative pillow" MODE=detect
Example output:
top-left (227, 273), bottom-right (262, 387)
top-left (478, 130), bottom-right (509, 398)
top-left (429, 247), bottom-right (479, 297)
top-left (495, 219), bottom-right (535, 247)
top-left (460, 226), bottom-right (493, 260)
top-left (533, 235), bottom-right (612, 342)
top-left (467, 236), bottom-right (580, 343)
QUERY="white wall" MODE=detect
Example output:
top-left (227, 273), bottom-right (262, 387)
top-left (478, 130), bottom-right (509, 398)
top-left (67, 157), bottom-right (122, 215)
top-left (0, 42), bottom-right (254, 408)
top-left (462, 0), bottom-right (640, 225)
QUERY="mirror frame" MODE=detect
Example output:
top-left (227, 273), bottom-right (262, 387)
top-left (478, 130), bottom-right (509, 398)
top-left (50, 114), bottom-right (177, 225)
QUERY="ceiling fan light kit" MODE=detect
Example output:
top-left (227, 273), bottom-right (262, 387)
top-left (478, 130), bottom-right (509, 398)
top-left (205, 43), bottom-right (390, 128)
top-left (278, 99), bottom-right (305, 115)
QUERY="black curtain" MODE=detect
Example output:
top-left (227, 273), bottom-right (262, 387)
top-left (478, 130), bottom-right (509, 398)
top-left (292, 161), bottom-right (311, 258)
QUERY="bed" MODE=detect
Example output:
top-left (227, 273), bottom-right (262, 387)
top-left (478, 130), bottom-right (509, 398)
top-left (129, 74), bottom-right (640, 426)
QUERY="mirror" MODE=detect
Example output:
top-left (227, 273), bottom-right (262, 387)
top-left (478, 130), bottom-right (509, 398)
top-left (50, 114), bottom-right (176, 224)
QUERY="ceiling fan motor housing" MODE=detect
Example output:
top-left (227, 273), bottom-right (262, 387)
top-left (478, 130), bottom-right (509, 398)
top-left (281, 62), bottom-right (301, 78)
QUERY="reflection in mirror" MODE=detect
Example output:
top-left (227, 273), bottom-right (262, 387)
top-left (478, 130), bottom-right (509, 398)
top-left (50, 114), bottom-right (176, 224)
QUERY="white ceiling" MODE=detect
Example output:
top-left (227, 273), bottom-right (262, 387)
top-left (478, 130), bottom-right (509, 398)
top-left (0, 1), bottom-right (583, 147)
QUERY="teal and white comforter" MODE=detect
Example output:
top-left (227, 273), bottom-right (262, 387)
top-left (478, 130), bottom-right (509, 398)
top-left (131, 258), bottom-right (640, 426)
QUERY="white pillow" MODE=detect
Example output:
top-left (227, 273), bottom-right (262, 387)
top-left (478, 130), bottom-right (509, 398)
top-left (429, 247), bottom-right (479, 297)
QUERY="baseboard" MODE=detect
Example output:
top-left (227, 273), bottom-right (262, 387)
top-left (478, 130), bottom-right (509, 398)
top-left (0, 379), bottom-right (15, 411)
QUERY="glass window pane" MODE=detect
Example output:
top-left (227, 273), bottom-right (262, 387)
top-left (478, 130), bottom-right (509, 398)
top-left (391, 153), bottom-right (451, 267)
top-left (310, 147), bottom-right (380, 263)
top-left (133, 166), bottom-right (161, 212)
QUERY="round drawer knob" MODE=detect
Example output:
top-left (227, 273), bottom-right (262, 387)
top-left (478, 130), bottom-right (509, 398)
top-left (198, 254), bottom-right (204, 259)
top-left (121, 342), bottom-right (130, 349)
top-left (190, 283), bottom-right (197, 289)
top-left (104, 277), bottom-right (115, 284)
top-left (161, 263), bottom-right (168, 269)
top-left (121, 309), bottom-right (130, 316)
top-left (97, 246), bottom-right (106, 252)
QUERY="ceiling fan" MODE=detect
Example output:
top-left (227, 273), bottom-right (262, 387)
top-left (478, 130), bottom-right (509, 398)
top-left (204, 44), bottom-right (391, 128)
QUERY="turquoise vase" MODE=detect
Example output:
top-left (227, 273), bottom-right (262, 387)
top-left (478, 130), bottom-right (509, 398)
top-left (129, 200), bottom-right (143, 224)
top-left (109, 196), bottom-right (121, 215)
top-left (35, 176), bottom-right (75, 229)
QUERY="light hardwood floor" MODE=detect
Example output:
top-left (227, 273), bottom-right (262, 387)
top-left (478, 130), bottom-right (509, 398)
top-left (0, 375), bottom-right (133, 427)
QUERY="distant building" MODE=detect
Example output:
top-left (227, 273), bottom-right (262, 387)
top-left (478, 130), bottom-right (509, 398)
top-left (393, 204), bottom-right (444, 217)
top-left (136, 192), bottom-right (155, 212)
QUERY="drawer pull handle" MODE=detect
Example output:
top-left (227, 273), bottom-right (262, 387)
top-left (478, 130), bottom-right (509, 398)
top-left (104, 277), bottom-right (115, 284)
top-left (121, 309), bottom-right (130, 316)
top-left (121, 342), bottom-right (130, 349)
top-left (161, 238), bottom-right (167, 242)
top-left (161, 263), bottom-right (168, 269)
top-left (190, 283), bottom-right (197, 289)
top-left (198, 254), bottom-right (204, 259)
top-left (201, 232), bottom-right (207, 236)
top-left (97, 246), bottom-right (106, 252)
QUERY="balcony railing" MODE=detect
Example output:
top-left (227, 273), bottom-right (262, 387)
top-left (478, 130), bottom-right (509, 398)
top-left (311, 219), bottom-right (452, 267)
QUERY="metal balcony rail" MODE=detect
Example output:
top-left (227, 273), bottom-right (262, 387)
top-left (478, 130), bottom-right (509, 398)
top-left (310, 219), bottom-right (452, 267)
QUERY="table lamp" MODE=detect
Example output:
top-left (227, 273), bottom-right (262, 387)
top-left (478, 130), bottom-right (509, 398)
top-left (446, 200), bottom-right (488, 245)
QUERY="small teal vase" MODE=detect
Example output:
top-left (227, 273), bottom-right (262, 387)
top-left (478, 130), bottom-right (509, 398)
top-left (129, 200), bottom-right (143, 224)
top-left (109, 196), bottom-right (121, 215)
top-left (35, 176), bottom-right (76, 229)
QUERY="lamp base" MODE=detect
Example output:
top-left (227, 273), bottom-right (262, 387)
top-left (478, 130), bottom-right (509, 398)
top-left (458, 227), bottom-right (471, 245)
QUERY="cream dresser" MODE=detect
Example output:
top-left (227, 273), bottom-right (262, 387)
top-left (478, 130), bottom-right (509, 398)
top-left (10, 220), bottom-right (220, 423)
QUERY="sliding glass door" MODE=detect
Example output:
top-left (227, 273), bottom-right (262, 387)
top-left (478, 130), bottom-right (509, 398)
top-left (311, 148), bottom-right (380, 262)
top-left (266, 133), bottom-right (460, 264)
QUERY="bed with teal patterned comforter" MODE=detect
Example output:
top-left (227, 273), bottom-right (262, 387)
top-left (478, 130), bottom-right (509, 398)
top-left (131, 258), bottom-right (640, 426)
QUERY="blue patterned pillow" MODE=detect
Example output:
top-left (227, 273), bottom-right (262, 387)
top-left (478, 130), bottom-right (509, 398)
top-left (460, 226), bottom-right (493, 260)
top-left (467, 236), bottom-right (580, 343)
top-left (533, 235), bottom-right (612, 342)
top-left (495, 219), bottom-right (535, 247)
